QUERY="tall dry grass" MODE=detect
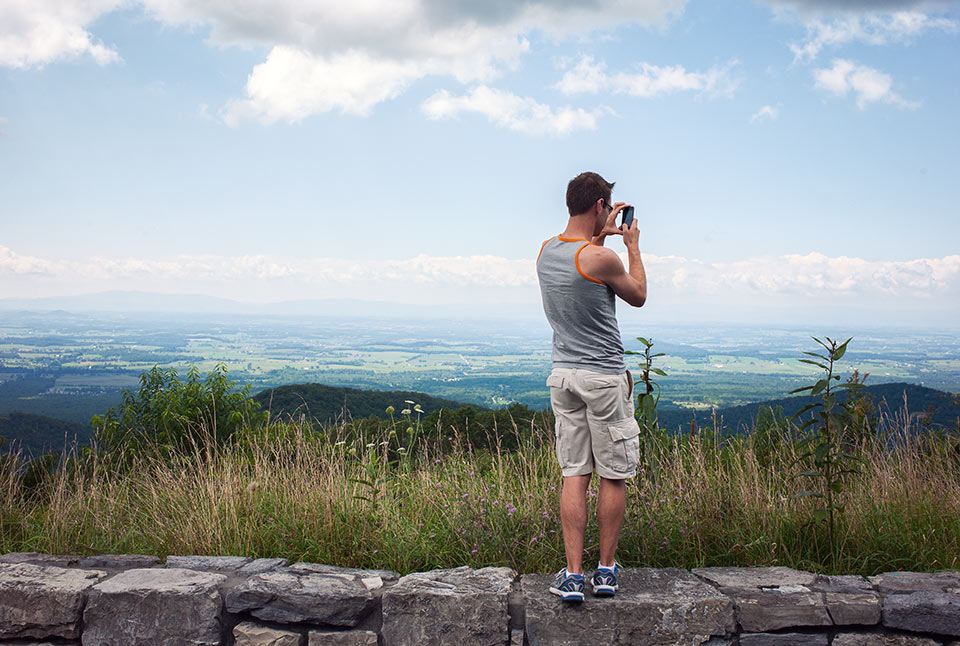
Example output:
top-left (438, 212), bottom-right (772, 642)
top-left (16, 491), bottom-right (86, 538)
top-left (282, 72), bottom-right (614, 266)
top-left (1, 406), bottom-right (958, 575)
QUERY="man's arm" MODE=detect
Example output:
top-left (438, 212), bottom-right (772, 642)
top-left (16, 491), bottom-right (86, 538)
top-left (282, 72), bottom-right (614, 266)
top-left (583, 219), bottom-right (646, 307)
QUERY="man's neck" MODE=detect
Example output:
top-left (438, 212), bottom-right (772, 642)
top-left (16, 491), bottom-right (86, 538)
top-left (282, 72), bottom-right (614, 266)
top-left (560, 215), bottom-right (596, 241)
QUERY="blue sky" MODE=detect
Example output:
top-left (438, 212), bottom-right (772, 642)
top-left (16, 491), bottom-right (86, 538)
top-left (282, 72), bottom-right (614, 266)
top-left (1, 0), bottom-right (958, 326)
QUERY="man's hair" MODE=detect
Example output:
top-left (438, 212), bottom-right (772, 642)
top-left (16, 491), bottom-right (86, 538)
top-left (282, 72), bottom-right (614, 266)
top-left (566, 172), bottom-right (615, 217)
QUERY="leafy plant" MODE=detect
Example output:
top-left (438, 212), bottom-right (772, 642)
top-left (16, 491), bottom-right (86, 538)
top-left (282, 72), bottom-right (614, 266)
top-left (625, 337), bottom-right (667, 433)
top-left (789, 336), bottom-right (868, 569)
top-left (92, 364), bottom-right (267, 457)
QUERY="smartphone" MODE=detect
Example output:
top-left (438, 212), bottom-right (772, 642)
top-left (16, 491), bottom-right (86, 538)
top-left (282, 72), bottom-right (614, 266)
top-left (620, 205), bottom-right (635, 229)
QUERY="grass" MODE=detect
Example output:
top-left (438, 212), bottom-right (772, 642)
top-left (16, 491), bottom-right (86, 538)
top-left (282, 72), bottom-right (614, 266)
top-left (1, 405), bottom-right (958, 576)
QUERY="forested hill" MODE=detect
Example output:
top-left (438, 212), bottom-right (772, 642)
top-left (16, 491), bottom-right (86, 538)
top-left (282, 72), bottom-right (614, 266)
top-left (658, 382), bottom-right (960, 435)
top-left (0, 412), bottom-right (91, 457)
top-left (252, 383), bottom-right (483, 424)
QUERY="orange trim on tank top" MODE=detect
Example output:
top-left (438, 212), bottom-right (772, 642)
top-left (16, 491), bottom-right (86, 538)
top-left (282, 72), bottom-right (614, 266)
top-left (558, 235), bottom-right (589, 242)
top-left (536, 237), bottom-right (554, 263)
top-left (575, 242), bottom-right (605, 285)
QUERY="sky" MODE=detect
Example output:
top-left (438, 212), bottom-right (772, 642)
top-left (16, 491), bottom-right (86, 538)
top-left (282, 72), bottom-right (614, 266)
top-left (1, 0), bottom-right (958, 327)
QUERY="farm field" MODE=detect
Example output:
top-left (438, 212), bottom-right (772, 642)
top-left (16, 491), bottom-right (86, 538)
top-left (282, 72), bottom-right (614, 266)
top-left (1, 310), bottom-right (958, 426)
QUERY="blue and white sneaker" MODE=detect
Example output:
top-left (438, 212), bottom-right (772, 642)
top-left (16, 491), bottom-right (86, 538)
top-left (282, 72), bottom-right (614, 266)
top-left (549, 568), bottom-right (585, 602)
top-left (591, 563), bottom-right (620, 597)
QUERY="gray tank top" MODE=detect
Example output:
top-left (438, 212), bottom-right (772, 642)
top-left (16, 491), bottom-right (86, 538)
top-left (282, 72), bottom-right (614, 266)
top-left (536, 236), bottom-right (625, 373)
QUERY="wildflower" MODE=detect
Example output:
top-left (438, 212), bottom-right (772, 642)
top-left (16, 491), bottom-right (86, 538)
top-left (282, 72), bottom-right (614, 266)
top-left (401, 409), bottom-right (411, 415)
top-left (471, 549), bottom-right (478, 554)
top-left (405, 400), bottom-right (415, 405)
top-left (435, 459), bottom-right (441, 464)
top-left (385, 406), bottom-right (395, 415)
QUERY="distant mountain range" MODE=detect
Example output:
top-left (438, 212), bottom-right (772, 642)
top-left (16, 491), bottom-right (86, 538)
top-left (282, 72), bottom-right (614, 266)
top-left (0, 290), bottom-right (540, 319)
top-left (2, 381), bottom-right (955, 458)
top-left (657, 382), bottom-right (959, 435)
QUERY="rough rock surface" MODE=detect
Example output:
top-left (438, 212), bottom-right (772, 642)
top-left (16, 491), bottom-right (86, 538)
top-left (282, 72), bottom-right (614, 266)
top-left (165, 554), bottom-right (253, 572)
top-left (233, 620), bottom-right (302, 646)
top-left (739, 633), bottom-right (828, 646)
top-left (872, 571), bottom-right (960, 637)
top-left (693, 566), bottom-right (831, 632)
top-left (833, 632), bottom-right (942, 646)
top-left (289, 561), bottom-right (400, 582)
top-left (811, 574), bottom-right (881, 626)
top-left (226, 568), bottom-right (377, 626)
top-left (0, 563), bottom-right (106, 640)
top-left (308, 629), bottom-right (379, 645)
top-left (381, 566), bottom-right (515, 646)
top-left (239, 558), bottom-right (291, 575)
top-left (0, 552), bottom-right (82, 568)
top-left (79, 554), bottom-right (161, 569)
top-left (523, 567), bottom-right (735, 646)
top-left (82, 567), bottom-right (226, 646)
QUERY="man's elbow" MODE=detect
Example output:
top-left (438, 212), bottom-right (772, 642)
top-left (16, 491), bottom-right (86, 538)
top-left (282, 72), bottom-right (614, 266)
top-left (625, 291), bottom-right (646, 308)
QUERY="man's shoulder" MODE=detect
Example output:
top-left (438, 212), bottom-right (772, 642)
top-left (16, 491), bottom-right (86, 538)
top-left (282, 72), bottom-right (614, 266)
top-left (578, 243), bottom-right (621, 265)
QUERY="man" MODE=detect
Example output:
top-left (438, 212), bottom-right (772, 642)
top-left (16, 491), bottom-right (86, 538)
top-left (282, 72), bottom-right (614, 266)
top-left (535, 171), bottom-right (647, 602)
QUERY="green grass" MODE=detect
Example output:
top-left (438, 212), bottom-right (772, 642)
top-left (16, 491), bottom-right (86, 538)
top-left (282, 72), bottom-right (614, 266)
top-left (2, 409), bottom-right (959, 576)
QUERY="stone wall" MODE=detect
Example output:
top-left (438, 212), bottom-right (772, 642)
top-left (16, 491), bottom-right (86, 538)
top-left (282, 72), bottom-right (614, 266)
top-left (2, 552), bottom-right (960, 645)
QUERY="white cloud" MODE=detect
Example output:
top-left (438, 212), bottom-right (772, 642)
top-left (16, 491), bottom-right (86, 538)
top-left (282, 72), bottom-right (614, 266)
top-left (813, 58), bottom-right (919, 109)
top-left (3, 245), bottom-right (959, 303)
top-left (750, 105), bottom-right (779, 123)
top-left (222, 47), bottom-right (428, 123)
top-left (422, 86), bottom-right (605, 136)
top-left (555, 55), bottom-right (740, 99)
top-left (144, 0), bottom-right (686, 123)
top-left (1, 0), bottom-right (691, 120)
top-left (781, 9), bottom-right (959, 62)
top-left (0, 0), bottom-right (123, 68)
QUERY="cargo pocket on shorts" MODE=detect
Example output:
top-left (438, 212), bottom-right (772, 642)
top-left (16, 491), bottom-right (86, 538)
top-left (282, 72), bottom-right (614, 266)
top-left (554, 417), bottom-right (570, 467)
top-left (605, 417), bottom-right (641, 474)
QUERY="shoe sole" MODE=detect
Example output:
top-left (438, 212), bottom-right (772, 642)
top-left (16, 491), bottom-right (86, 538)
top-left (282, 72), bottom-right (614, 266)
top-left (592, 584), bottom-right (617, 597)
top-left (549, 586), bottom-right (584, 602)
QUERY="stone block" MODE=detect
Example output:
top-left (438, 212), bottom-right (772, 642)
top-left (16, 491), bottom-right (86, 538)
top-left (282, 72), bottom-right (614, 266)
top-left (289, 561), bottom-right (400, 582)
top-left (0, 552), bottom-right (82, 568)
top-left (522, 567), bottom-right (735, 646)
top-left (810, 574), bottom-right (881, 626)
top-left (882, 590), bottom-right (960, 637)
top-left (234, 620), bottom-right (303, 646)
top-left (381, 566), bottom-right (515, 646)
top-left (693, 566), bottom-right (830, 632)
top-left (869, 571), bottom-right (960, 595)
top-left (165, 554), bottom-right (253, 572)
top-left (871, 571), bottom-right (960, 637)
top-left (0, 563), bottom-right (106, 640)
top-left (308, 629), bottom-right (379, 645)
top-left (739, 633), bottom-right (828, 646)
top-left (226, 568), bottom-right (376, 626)
top-left (239, 558), bottom-right (291, 575)
top-left (82, 567), bottom-right (226, 646)
top-left (79, 554), bottom-right (161, 569)
top-left (833, 632), bottom-right (941, 646)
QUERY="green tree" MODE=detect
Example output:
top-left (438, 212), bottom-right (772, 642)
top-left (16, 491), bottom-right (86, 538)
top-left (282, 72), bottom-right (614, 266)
top-left (92, 364), bottom-right (267, 456)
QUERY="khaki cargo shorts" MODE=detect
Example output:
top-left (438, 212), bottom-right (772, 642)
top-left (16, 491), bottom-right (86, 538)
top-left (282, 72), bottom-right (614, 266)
top-left (547, 367), bottom-right (641, 480)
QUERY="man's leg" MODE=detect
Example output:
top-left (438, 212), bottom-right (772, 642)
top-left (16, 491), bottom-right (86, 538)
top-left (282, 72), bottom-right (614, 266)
top-left (559, 474), bottom-right (591, 574)
top-left (597, 477), bottom-right (626, 566)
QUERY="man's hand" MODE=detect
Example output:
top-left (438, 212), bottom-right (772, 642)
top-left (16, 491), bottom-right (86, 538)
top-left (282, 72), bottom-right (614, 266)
top-left (621, 216), bottom-right (640, 249)
top-left (592, 202), bottom-right (630, 245)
